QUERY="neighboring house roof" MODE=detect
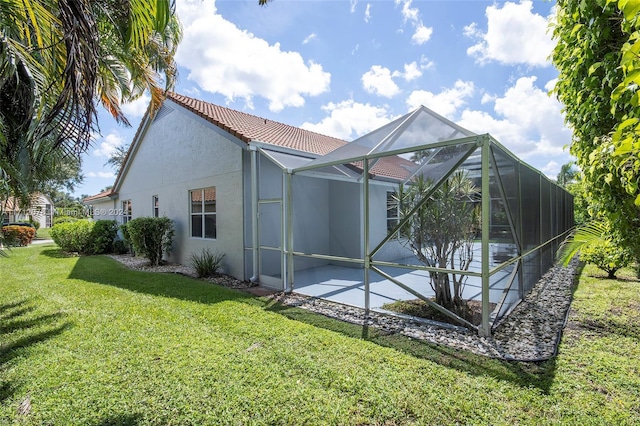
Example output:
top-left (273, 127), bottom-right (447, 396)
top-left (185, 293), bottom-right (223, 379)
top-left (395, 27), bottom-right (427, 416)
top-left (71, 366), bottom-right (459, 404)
top-left (2, 192), bottom-right (53, 212)
top-left (83, 189), bottom-right (115, 203)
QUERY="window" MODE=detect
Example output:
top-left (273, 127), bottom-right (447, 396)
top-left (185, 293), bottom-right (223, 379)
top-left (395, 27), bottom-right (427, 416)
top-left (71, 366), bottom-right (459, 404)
top-left (152, 195), bottom-right (159, 218)
top-left (386, 191), bottom-right (400, 236)
top-left (122, 200), bottom-right (132, 224)
top-left (190, 187), bottom-right (216, 239)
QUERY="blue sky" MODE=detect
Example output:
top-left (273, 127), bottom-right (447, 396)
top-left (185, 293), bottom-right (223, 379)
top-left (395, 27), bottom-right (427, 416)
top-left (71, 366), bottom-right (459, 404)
top-left (76, 0), bottom-right (573, 198)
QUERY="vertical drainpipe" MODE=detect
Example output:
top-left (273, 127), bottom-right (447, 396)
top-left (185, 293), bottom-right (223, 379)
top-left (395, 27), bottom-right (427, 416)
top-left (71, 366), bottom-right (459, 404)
top-left (250, 146), bottom-right (259, 283)
top-left (363, 158), bottom-right (370, 313)
top-left (480, 137), bottom-right (491, 337)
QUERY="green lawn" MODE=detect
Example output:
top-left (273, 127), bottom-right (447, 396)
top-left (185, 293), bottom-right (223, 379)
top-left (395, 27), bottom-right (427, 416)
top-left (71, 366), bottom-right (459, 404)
top-left (1, 244), bottom-right (639, 425)
top-left (33, 228), bottom-right (51, 240)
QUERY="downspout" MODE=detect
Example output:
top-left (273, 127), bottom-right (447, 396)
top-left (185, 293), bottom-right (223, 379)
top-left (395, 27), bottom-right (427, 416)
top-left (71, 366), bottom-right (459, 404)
top-left (250, 146), bottom-right (259, 283)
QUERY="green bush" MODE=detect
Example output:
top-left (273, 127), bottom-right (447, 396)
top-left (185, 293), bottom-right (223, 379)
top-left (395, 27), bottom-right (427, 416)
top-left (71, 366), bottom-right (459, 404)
top-left (112, 239), bottom-right (129, 255)
top-left (53, 215), bottom-right (79, 225)
top-left (124, 217), bottom-right (174, 266)
top-left (90, 220), bottom-right (118, 254)
top-left (189, 248), bottom-right (225, 278)
top-left (580, 240), bottom-right (631, 279)
top-left (50, 220), bottom-right (94, 254)
top-left (1, 225), bottom-right (36, 246)
top-left (119, 223), bottom-right (133, 255)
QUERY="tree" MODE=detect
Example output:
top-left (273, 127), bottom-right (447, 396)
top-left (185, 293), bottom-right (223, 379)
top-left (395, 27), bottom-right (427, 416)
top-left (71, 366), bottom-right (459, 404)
top-left (0, 0), bottom-right (182, 201)
top-left (397, 170), bottom-right (479, 318)
top-left (556, 161), bottom-right (578, 187)
top-left (105, 144), bottom-right (131, 173)
top-left (551, 0), bottom-right (640, 270)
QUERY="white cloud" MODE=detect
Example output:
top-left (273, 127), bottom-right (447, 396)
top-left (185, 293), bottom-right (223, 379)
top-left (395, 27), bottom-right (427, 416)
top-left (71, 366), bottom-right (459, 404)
top-left (457, 76), bottom-right (572, 166)
top-left (391, 61), bottom-right (423, 82)
top-left (395, 0), bottom-right (433, 45)
top-left (396, 0), bottom-right (419, 24)
top-left (419, 55), bottom-right (434, 70)
top-left (92, 132), bottom-right (125, 158)
top-left (406, 80), bottom-right (475, 117)
top-left (302, 33), bottom-right (317, 45)
top-left (87, 171), bottom-right (116, 179)
top-left (465, 1), bottom-right (554, 67)
top-left (362, 65), bottom-right (401, 98)
top-left (121, 93), bottom-right (151, 118)
top-left (301, 100), bottom-right (395, 140)
top-left (401, 62), bottom-right (422, 81)
top-left (175, 0), bottom-right (331, 112)
top-left (350, 0), bottom-right (358, 13)
top-left (412, 24), bottom-right (433, 45)
top-left (364, 3), bottom-right (371, 22)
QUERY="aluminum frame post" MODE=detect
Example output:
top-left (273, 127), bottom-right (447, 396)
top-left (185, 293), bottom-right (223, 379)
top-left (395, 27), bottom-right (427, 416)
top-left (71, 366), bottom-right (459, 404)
top-left (480, 137), bottom-right (491, 336)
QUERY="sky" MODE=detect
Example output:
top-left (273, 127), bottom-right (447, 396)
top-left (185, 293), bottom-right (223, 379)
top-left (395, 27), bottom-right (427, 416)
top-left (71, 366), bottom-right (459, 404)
top-left (75, 0), bottom-right (573, 199)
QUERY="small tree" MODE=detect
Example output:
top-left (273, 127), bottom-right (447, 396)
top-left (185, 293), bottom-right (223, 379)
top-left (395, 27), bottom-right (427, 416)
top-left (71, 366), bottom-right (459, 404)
top-left (580, 239), bottom-right (631, 279)
top-left (124, 217), bottom-right (175, 266)
top-left (398, 170), bottom-right (479, 316)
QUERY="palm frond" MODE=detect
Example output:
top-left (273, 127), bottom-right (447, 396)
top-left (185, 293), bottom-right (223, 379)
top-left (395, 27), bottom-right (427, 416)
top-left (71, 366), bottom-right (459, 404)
top-left (556, 221), bottom-right (608, 266)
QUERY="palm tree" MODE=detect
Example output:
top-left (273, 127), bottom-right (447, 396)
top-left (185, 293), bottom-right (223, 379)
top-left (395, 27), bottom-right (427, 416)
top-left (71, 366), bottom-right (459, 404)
top-left (0, 0), bottom-right (182, 199)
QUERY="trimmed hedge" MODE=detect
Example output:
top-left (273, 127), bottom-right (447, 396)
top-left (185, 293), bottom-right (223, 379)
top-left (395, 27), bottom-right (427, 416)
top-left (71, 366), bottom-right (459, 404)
top-left (1, 225), bottom-right (36, 246)
top-left (50, 220), bottom-right (119, 255)
top-left (124, 217), bottom-right (174, 266)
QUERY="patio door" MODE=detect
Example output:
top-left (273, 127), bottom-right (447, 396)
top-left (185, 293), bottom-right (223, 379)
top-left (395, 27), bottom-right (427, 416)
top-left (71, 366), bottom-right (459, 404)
top-left (258, 200), bottom-right (283, 288)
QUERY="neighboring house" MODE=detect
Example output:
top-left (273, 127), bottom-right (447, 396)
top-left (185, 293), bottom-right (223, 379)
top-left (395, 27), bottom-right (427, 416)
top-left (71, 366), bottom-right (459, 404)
top-left (84, 92), bottom-right (573, 334)
top-left (1, 192), bottom-right (54, 228)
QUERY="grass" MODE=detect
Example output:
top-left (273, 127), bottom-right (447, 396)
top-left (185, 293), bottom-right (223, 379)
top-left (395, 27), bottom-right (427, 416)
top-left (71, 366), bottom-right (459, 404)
top-left (33, 228), bottom-right (51, 240)
top-left (1, 244), bottom-right (639, 425)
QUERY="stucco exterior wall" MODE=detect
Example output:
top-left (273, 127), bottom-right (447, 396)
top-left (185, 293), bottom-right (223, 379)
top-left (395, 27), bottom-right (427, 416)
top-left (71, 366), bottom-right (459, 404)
top-left (88, 198), bottom-right (118, 222)
top-left (116, 104), bottom-right (246, 279)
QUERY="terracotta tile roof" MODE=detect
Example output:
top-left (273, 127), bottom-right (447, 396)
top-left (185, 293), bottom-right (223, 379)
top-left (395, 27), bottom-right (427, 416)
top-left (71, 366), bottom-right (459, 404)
top-left (167, 93), bottom-right (346, 156)
top-left (84, 94), bottom-right (417, 201)
top-left (83, 189), bottom-right (115, 203)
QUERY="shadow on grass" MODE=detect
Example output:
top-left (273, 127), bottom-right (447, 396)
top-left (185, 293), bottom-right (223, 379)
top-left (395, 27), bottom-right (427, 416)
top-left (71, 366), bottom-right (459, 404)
top-left (66, 252), bottom-right (558, 393)
top-left (0, 299), bottom-right (72, 403)
top-left (261, 299), bottom-right (558, 393)
top-left (67, 253), bottom-right (257, 306)
top-left (40, 248), bottom-right (77, 259)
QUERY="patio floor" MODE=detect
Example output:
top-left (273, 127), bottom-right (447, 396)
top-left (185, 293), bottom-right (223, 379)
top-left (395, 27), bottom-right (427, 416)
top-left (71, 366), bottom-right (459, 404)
top-left (290, 261), bottom-right (515, 311)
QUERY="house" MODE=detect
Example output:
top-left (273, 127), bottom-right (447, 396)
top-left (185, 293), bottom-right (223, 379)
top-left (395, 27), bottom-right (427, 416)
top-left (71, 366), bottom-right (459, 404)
top-left (1, 192), bottom-right (54, 228)
top-left (85, 92), bottom-right (574, 335)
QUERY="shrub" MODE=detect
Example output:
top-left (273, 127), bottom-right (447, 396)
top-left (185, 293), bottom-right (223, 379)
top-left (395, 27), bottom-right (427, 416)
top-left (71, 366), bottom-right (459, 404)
top-left (189, 248), bottom-right (225, 278)
top-left (119, 223), bottom-right (133, 255)
top-left (53, 216), bottom-right (79, 225)
top-left (125, 217), bottom-right (175, 266)
top-left (90, 220), bottom-right (118, 254)
top-left (579, 240), bottom-right (631, 279)
top-left (1, 225), bottom-right (36, 246)
top-left (113, 238), bottom-right (129, 255)
top-left (50, 220), bottom-right (94, 254)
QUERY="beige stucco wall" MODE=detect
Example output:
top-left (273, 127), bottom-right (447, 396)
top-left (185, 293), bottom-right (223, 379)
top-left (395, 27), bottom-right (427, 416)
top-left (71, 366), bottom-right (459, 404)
top-left (115, 103), bottom-right (246, 279)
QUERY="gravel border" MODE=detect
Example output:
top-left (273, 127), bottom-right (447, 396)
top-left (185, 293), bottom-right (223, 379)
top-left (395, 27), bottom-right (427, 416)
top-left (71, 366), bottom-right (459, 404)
top-left (108, 254), bottom-right (579, 361)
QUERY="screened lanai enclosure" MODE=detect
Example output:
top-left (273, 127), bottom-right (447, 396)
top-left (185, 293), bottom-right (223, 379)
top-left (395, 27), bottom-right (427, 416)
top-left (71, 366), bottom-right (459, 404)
top-left (246, 106), bottom-right (573, 336)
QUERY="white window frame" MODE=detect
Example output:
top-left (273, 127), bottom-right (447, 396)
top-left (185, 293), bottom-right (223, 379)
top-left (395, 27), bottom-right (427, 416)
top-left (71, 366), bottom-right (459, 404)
top-left (152, 195), bottom-right (159, 218)
top-left (190, 187), bottom-right (217, 239)
top-left (122, 200), bottom-right (132, 224)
